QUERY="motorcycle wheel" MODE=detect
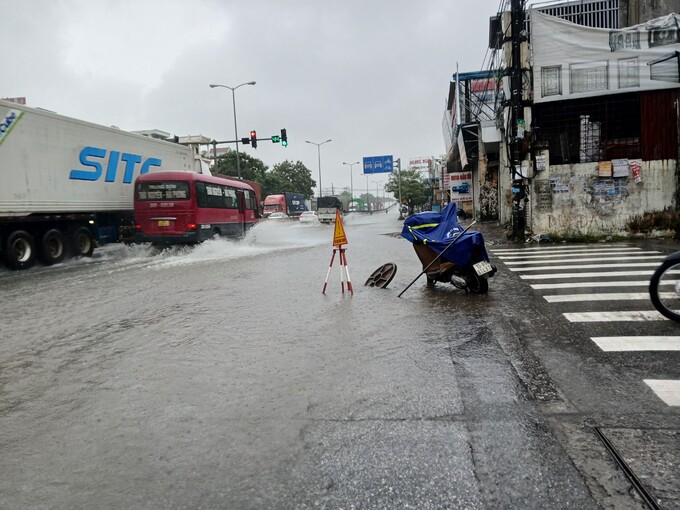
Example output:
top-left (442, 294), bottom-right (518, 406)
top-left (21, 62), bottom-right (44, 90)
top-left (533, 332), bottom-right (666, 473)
top-left (465, 271), bottom-right (489, 294)
top-left (649, 259), bottom-right (680, 322)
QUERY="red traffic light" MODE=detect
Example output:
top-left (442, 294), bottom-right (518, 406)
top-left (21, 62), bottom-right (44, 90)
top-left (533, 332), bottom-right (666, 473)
top-left (250, 130), bottom-right (257, 149)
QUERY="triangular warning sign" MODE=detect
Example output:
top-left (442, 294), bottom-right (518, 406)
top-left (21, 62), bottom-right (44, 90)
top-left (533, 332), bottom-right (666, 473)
top-left (332, 209), bottom-right (348, 246)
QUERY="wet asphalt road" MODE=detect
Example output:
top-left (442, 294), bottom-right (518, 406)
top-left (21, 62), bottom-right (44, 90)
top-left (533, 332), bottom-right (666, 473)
top-left (0, 210), bottom-right (678, 509)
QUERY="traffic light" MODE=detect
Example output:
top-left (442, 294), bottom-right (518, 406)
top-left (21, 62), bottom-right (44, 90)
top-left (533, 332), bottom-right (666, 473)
top-left (250, 130), bottom-right (257, 149)
top-left (280, 128), bottom-right (288, 147)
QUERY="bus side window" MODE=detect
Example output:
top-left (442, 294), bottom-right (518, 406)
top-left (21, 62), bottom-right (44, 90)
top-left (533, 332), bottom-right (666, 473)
top-left (195, 182), bottom-right (208, 208)
top-left (224, 187), bottom-right (237, 209)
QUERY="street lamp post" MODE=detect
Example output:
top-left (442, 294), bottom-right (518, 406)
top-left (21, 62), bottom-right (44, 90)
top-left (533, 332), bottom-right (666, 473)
top-left (365, 173), bottom-right (370, 213)
top-left (305, 139), bottom-right (332, 197)
top-left (343, 161), bottom-right (359, 210)
top-left (209, 81), bottom-right (256, 179)
top-left (372, 180), bottom-right (381, 211)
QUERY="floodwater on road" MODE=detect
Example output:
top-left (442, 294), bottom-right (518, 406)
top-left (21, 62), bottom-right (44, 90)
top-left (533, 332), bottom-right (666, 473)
top-left (0, 211), bottom-right (597, 509)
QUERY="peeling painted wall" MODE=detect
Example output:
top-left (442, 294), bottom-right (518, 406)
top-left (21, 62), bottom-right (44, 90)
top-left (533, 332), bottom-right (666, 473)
top-left (528, 159), bottom-right (677, 236)
top-left (479, 157), bottom-right (499, 220)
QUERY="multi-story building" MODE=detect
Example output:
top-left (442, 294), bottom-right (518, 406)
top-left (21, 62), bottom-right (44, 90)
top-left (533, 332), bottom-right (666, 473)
top-left (444, 0), bottom-right (680, 237)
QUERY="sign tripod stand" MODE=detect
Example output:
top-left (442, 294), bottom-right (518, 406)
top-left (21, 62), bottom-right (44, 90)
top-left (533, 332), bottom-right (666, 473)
top-left (322, 210), bottom-right (353, 295)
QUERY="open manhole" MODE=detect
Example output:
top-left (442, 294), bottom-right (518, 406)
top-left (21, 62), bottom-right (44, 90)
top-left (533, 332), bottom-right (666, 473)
top-left (365, 262), bottom-right (397, 288)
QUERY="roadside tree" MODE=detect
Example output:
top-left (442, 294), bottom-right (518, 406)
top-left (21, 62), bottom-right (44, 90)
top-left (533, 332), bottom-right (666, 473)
top-left (268, 160), bottom-right (316, 198)
top-left (385, 168), bottom-right (429, 209)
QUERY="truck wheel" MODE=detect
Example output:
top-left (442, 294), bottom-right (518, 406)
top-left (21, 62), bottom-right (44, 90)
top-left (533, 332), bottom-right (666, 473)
top-left (38, 229), bottom-right (67, 265)
top-left (3, 230), bottom-right (37, 270)
top-left (72, 227), bottom-right (95, 257)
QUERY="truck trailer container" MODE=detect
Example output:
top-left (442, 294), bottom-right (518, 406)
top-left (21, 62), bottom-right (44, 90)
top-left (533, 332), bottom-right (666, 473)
top-left (0, 98), bottom-right (204, 270)
top-left (262, 192), bottom-right (306, 217)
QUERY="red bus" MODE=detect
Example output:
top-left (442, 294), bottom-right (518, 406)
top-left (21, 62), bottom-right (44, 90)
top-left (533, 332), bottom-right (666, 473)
top-left (134, 171), bottom-right (261, 244)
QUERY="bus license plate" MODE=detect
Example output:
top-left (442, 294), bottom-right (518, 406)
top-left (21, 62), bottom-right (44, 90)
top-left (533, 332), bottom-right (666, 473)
top-left (473, 260), bottom-right (493, 276)
top-left (158, 220), bottom-right (170, 227)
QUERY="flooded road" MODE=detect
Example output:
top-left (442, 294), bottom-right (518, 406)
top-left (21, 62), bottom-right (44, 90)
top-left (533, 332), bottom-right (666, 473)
top-left (0, 211), bottom-right (631, 508)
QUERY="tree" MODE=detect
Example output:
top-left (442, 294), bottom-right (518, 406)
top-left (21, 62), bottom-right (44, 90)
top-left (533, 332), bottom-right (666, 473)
top-left (213, 153), bottom-right (315, 199)
top-left (385, 168), bottom-right (429, 208)
top-left (338, 189), bottom-right (351, 211)
top-left (267, 160), bottom-right (316, 199)
top-left (214, 151), bottom-right (268, 183)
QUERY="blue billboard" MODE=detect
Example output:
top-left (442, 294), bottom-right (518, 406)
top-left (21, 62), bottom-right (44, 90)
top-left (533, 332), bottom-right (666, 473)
top-left (363, 155), bottom-right (393, 174)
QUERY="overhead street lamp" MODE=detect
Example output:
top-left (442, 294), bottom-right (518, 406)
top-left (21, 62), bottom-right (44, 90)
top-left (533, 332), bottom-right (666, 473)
top-left (209, 81), bottom-right (256, 179)
top-left (305, 139), bottom-right (332, 197)
top-left (343, 161), bottom-right (359, 210)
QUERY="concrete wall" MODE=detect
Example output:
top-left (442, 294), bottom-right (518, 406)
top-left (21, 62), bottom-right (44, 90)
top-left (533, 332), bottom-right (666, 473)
top-left (620, 0), bottom-right (680, 26)
top-left (526, 160), bottom-right (677, 237)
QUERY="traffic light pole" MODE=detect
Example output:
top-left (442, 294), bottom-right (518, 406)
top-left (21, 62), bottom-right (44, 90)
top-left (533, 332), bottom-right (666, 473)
top-left (210, 129), bottom-right (287, 175)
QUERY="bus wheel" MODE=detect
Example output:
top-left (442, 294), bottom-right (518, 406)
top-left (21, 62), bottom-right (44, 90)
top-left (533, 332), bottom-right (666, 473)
top-left (3, 230), bottom-right (37, 270)
top-left (38, 229), bottom-right (67, 265)
top-left (72, 227), bottom-right (95, 257)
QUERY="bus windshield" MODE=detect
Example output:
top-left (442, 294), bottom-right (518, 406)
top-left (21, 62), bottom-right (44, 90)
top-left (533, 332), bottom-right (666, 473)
top-left (136, 181), bottom-right (190, 201)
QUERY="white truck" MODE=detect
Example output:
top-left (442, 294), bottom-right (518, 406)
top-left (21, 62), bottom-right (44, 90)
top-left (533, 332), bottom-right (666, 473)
top-left (0, 98), bottom-right (205, 270)
top-left (316, 195), bottom-right (344, 223)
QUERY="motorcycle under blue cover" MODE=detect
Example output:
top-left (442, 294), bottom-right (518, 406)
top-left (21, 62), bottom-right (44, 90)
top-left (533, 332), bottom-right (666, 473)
top-left (400, 202), bottom-right (489, 266)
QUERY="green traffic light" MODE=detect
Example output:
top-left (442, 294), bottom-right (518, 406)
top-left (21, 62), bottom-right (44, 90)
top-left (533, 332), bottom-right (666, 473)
top-left (282, 139), bottom-right (288, 147)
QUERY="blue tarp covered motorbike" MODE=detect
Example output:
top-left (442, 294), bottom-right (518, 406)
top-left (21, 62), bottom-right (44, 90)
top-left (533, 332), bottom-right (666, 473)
top-left (400, 202), bottom-right (495, 292)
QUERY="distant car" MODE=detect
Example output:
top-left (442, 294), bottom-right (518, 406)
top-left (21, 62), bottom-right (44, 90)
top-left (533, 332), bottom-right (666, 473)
top-left (298, 211), bottom-right (319, 224)
top-left (268, 212), bottom-right (289, 220)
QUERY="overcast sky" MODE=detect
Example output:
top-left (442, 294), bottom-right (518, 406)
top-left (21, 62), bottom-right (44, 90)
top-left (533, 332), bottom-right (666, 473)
top-left (5, 0), bottom-right (511, 196)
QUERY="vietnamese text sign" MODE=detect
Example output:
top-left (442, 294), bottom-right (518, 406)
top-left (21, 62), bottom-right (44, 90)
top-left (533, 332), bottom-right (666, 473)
top-left (409, 157), bottom-right (433, 171)
top-left (363, 155), bottom-right (393, 174)
top-left (450, 172), bottom-right (472, 202)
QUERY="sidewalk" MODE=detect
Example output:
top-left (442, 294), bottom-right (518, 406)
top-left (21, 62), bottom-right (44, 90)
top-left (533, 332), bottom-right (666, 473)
top-left (463, 220), bottom-right (515, 247)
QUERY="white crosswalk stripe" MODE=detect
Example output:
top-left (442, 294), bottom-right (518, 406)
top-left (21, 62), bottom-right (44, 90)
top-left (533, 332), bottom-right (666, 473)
top-left (490, 244), bottom-right (680, 406)
top-left (498, 250), bottom-right (661, 260)
top-left (503, 255), bottom-right (664, 265)
top-left (592, 337), bottom-right (680, 351)
top-left (564, 310), bottom-right (666, 321)
top-left (531, 281), bottom-right (661, 290)
top-left (509, 262), bottom-right (661, 272)
top-left (521, 270), bottom-right (654, 279)
top-left (543, 292), bottom-right (669, 303)
top-left (644, 380), bottom-right (680, 406)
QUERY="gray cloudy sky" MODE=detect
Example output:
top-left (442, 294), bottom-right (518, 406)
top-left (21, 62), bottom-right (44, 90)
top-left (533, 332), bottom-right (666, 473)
top-left (5, 0), bottom-right (508, 196)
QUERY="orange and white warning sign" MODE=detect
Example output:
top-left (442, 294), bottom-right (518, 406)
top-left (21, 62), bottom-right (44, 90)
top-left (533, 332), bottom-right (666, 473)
top-left (332, 209), bottom-right (348, 246)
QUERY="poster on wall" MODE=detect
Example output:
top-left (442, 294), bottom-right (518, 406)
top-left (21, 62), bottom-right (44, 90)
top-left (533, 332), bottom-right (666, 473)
top-left (598, 161), bottom-right (612, 177)
top-left (532, 10), bottom-right (680, 103)
top-left (630, 159), bottom-right (642, 183)
top-left (449, 172), bottom-right (472, 202)
top-left (612, 159), bottom-right (631, 177)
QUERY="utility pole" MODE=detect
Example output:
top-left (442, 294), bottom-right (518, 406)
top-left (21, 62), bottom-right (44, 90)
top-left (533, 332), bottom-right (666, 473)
top-left (510, 0), bottom-right (527, 240)
top-left (396, 158), bottom-right (404, 220)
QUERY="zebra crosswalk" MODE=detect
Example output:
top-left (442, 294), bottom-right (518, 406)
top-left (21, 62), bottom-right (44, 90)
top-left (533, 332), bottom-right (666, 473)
top-left (490, 243), bottom-right (680, 407)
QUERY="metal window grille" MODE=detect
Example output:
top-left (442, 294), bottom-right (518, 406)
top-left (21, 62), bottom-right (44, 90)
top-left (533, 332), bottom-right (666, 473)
top-left (532, 92), bottom-right (641, 164)
top-left (532, 0), bottom-right (619, 29)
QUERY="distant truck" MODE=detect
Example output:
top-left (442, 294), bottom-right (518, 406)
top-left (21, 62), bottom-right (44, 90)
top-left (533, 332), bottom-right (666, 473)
top-left (263, 192), bottom-right (306, 218)
top-left (0, 98), bottom-right (206, 270)
top-left (316, 195), bottom-right (344, 223)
